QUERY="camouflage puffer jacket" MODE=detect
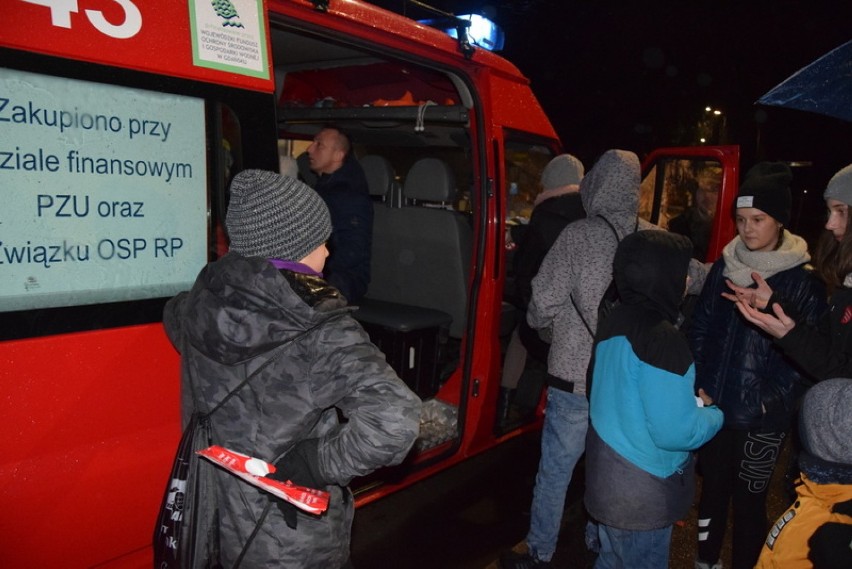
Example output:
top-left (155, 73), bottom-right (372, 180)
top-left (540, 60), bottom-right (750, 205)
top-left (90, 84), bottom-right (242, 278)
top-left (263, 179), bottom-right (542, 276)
top-left (163, 253), bottom-right (421, 568)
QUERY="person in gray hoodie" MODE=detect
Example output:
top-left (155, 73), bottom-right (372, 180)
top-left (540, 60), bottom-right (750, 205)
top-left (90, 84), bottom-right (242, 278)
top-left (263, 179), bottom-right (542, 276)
top-left (500, 149), bottom-right (642, 568)
top-left (163, 170), bottom-right (421, 568)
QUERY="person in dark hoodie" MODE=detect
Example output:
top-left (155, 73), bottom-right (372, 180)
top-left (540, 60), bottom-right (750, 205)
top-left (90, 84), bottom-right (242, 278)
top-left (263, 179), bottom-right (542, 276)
top-left (585, 230), bottom-right (724, 568)
top-left (163, 170), bottom-right (421, 568)
top-left (307, 125), bottom-right (373, 303)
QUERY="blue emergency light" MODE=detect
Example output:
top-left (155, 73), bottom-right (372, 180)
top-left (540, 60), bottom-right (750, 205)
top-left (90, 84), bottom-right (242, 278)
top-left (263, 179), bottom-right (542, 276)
top-left (421, 13), bottom-right (505, 52)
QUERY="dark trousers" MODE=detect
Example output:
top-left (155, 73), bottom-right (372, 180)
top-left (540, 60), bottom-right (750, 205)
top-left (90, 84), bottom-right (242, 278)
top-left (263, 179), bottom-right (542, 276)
top-left (696, 428), bottom-right (785, 569)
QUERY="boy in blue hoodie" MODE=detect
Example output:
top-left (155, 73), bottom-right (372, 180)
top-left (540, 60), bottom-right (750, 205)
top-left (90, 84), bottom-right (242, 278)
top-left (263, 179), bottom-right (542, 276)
top-left (585, 230), bottom-right (724, 568)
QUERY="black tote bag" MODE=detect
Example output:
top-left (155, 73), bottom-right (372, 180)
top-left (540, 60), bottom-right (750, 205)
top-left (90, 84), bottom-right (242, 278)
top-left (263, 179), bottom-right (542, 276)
top-left (153, 412), bottom-right (221, 568)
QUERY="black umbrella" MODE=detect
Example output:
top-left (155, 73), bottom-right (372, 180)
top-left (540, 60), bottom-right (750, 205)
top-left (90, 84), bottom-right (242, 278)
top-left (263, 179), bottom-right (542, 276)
top-left (757, 39), bottom-right (852, 122)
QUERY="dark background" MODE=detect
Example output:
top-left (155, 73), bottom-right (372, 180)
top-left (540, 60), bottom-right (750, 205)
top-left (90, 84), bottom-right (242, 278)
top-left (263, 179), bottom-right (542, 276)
top-left (369, 0), bottom-right (850, 239)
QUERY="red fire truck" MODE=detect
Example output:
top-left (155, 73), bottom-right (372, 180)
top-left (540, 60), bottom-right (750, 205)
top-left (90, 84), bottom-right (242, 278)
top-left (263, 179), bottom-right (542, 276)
top-left (0, 1), bottom-right (738, 566)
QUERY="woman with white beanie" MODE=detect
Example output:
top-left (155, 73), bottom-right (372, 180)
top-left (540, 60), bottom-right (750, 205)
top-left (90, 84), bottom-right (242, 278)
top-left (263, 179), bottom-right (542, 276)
top-left (728, 163), bottom-right (852, 381)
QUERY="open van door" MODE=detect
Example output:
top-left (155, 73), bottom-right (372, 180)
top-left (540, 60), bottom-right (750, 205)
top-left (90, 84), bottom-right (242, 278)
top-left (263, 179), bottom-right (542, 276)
top-left (640, 145), bottom-right (740, 263)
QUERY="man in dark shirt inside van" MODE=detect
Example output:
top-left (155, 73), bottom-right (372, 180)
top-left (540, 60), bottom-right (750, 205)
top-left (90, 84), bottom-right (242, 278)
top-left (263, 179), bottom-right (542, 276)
top-left (307, 125), bottom-right (373, 303)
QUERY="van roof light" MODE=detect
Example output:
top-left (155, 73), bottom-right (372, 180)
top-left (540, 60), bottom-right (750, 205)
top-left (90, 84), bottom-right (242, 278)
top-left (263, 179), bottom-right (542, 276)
top-left (445, 14), bottom-right (505, 52)
top-left (409, 0), bottom-right (477, 58)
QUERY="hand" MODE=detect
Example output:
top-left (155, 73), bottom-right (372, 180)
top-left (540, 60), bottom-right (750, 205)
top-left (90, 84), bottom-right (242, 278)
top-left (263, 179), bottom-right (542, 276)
top-left (697, 388), bottom-right (714, 407)
top-left (733, 299), bottom-right (796, 339)
top-left (721, 272), bottom-right (773, 309)
top-left (268, 439), bottom-right (325, 529)
top-left (269, 439), bottom-right (324, 488)
top-left (271, 495), bottom-right (300, 529)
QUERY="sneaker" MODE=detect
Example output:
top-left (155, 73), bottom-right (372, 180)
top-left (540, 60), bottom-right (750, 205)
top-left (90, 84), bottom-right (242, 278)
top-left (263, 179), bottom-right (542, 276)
top-left (694, 561), bottom-right (722, 569)
top-left (498, 550), bottom-right (552, 569)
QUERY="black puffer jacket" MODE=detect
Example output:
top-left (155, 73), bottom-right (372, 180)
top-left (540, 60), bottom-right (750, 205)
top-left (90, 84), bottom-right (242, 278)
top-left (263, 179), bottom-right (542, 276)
top-left (776, 285), bottom-right (852, 381)
top-left (512, 192), bottom-right (585, 309)
top-left (690, 260), bottom-right (826, 431)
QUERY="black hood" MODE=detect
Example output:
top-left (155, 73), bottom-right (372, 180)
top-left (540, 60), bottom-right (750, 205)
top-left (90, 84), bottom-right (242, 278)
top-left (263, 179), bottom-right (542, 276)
top-left (613, 230), bottom-right (692, 322)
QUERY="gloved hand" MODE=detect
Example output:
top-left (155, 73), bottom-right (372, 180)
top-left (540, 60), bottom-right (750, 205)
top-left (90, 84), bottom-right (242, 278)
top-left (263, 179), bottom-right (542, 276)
top-left (268, 439), bottom-right (326, 529)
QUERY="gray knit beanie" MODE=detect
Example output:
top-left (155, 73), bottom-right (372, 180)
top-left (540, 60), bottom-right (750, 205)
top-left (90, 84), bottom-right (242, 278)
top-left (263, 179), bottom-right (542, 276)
top-left (799, 378), bottom-right (852, 483)
top-left (541, 154), bottom-right (585, 190)
top-left (226, 170), bottom-right (332, 261)
top-left (736, 161), bottom-right (792, 226)
top-left (824, 163), bottom-right (852, 206)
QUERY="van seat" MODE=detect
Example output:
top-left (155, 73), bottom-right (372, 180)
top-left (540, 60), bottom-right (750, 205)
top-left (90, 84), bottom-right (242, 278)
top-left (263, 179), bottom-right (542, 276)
top-left (363, 157), bottom-right (471, 339)
top-left (359, 154), bottom-right (399, 204)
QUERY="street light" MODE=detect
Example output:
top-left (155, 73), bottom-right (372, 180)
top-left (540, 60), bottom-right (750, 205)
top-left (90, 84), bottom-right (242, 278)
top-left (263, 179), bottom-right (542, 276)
top-left (699, 107), bottom-right (725, 144)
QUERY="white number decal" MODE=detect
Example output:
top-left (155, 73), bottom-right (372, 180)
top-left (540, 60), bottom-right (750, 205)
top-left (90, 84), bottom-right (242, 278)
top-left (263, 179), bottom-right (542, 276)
top-left (86, 0), bottom-right (142, 39)
top-left (22, 0), bottom-right (78, 28)
top-left (22, 0), bottom-right (142, 39)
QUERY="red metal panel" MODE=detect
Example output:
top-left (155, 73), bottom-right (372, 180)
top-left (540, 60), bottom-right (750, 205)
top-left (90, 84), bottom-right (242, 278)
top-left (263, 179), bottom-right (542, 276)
top-left (4, 0), bottom-right (273, 92)
top-left (0, 324), bottom-right (180, 568)
top-left (487, 71), bottom-right (559, 140)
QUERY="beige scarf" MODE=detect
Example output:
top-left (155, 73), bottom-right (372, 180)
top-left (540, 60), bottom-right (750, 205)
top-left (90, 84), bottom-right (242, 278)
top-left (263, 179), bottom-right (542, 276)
top-left (533, 184), bottom-right (580, 207)
top-left (722, 229), bottom-right (810, 286)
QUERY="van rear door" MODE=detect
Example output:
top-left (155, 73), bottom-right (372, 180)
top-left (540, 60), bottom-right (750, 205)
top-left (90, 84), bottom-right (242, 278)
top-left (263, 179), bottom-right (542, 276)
top-left (640, 145), bottom-right (740, 263)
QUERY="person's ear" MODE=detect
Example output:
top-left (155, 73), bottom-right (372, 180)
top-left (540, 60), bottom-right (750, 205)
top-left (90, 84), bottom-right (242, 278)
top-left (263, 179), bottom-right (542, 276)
top-left (334, 146), bottom-right (346, 163)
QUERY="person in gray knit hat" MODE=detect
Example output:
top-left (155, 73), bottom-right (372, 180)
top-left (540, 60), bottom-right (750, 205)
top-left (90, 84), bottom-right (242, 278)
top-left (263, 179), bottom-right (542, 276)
top-left (755, 377), bottom-right (852, 568)
top-left (824, 163), bottom-right (852, 206)
top-left (226, 169), bottom-right (332, 263)
top-left (163, 170), bottom-right (421, 568)
top-left (497, 154), bottom-right (587, 433)
top-left (539, 153), bottom-right (584, 194)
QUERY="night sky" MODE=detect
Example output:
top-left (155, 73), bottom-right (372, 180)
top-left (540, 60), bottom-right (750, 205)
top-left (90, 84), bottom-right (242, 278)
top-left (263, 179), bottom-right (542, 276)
top-left (371, 1), bottom-right (850, 195)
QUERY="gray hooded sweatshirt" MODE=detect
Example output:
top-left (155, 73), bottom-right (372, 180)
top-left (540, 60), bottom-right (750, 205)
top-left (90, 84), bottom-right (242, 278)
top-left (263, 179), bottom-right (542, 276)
top-left (527, 149), bottom-right (640, 394)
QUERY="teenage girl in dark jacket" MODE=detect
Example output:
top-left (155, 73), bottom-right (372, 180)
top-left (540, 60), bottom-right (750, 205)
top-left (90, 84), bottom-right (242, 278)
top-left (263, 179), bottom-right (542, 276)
top-left (690, 162), bottom-right (827, 569)
top-left (728, 163), bottom-right (852, 381)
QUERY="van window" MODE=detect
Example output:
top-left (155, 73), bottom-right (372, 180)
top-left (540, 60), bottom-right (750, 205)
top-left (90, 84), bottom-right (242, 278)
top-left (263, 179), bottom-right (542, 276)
top-left (0, 68), bottom-right (208, 313)
top-left (640, 158), bottom-right (722, 261)
top-left (0, 54), bottom-right (271, 341)
top-left (501, 133), bottom-right (555, 291)
top-left (503, 137), bottom-right (555, 223)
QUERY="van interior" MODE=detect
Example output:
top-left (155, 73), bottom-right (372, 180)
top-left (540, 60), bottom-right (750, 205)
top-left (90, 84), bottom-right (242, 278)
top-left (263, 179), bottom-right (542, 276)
top-left (220, 23), bottom-right (556, 461)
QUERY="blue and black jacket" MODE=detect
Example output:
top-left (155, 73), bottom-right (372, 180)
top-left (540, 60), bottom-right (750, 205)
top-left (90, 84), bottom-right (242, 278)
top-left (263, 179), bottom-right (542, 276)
top-left (585, 230), bottom-right (723, 530)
